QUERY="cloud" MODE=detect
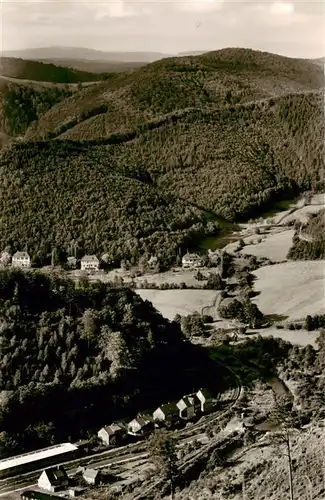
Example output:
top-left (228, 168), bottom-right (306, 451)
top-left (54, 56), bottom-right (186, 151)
top-left (175, 0), bottom-right (224, 13)
top-left (269, 2), bottom-right (294, 15)
top-left (85, 0), bottom-right (137, 18)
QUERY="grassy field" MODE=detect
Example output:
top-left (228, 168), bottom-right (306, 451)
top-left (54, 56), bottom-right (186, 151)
top-left (252, 260), bottom-right (325, 320)
top-left (136, 289), bottom-right (220, 320)
top-left (240, 229), bottom-right (295, 262)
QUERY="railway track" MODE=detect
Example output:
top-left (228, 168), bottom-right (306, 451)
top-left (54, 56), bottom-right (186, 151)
top-left (0, 366), bottom-right (242, 497)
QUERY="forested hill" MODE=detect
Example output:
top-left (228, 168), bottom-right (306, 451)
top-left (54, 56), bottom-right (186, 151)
top-left (0, 48), bottom-right (324, 266)
top-left (0, 269), bottom-right (210, 453)
top-left (0, 57), bottom-right (114, 83)
top-left (24, 48), bottom-right (323, 142)
top-left (0, 79), bottom-right (75, 138)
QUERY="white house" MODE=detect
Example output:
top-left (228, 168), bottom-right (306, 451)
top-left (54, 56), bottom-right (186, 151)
top-left (182, 253), bottom-right (203, 269)
top-left (83, 468), bottom-right (100, 485)
top-left (80, 255), bottom-right (99, 272)
top-left (38, 466), bottom-right (69, 492)
top-left (127, 414), bottom-right (153, 436)
top-left (97, 422), bottom-right (127, 446)
top-left (176, 394), bottom-right (201, 420)
top-left (12, 251), bottom-right (31, 269)
top-left (196, 388), bottom-right (213, 413)
top-left (153, 402), bottom-right (179, 423)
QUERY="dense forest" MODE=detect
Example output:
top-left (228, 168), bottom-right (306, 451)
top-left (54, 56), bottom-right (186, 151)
top-left (0, 57), bottom-right (114, 83)
top-left (0, 48), bottom-right (323, 264)
top-left (287, 210), bottom-right (325, 260)
top-left (24, 48), bottom-right (323, 142)
top-left (0, 269), bottom-right (217, 454)
top-left (0, 83), bottom-right (73, 136)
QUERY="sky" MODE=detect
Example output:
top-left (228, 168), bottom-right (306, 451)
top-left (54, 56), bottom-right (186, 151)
top-left (1, 0), bottom-right (324, 58)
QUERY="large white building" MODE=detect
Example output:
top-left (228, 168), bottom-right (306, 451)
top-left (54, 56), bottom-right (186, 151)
top-left (12, 252), bottom-right (31, 269)
top-left (80, 255), bottom-right (99, 272)
top-left (181, 253), bottom-right (203, 269)
top-left (0, 443), bottom-right (78, 479)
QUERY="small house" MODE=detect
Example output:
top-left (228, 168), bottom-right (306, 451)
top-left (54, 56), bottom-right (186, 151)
top-left (66, 256), bottom-right (77, 269)
top-left (37, 466), bottom-right (69, 493)
top-left (12, 251), bottom-right (31, 269)
top-left (128, 414), bottom-right (154, 436)
top-left (177, 394), bottom-right (201, 420)
top-left (182, 253), bottom-right (203, 269)
top-left (83, 468), bottom-right (100, 485)
top-left (80, 255), bottom-right (99, 272)
top-left (153, 402), bottom-right (179, 423)
top-left (196, 388), bottom-right (213, 413)
top-left (97, 422), bottom-right (127, 446)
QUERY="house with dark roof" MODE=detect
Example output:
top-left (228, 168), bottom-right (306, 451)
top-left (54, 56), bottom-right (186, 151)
top-left (153, 402), bottom-right (179, 423)
top-left (181, 253), bottom-right (203, 269)
top-left (97, 422), bottom-right (127, 446)
top-left (37, 465), bottom-right (69, 493)
top-left (127, 414), bottom-right (154, 436)
top-left (176, 394), bottom-right (201, 420)
top-left (21, 491), bottom-right (62, 500)
top-left (196, 388), bottom-right (213, 413)
top-left (83, 468), bottom-right (100, 485)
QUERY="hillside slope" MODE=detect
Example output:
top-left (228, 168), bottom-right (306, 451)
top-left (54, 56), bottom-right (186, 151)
top-left (0, 48), bottom-right (323, 264)
top-left (0, 79), bottom-right (75, 139)
top-left (0, 57), bottom-right (116, 83)
top-left (0, 91), bottom-right (323, 264)
top-left (24, 48), bottom-right (324, 142)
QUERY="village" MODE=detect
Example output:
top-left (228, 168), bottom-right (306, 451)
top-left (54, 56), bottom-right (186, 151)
top-left (2, 388), bottom-right (216, 500)
top-left (0, 250), bottom-right (212, 273)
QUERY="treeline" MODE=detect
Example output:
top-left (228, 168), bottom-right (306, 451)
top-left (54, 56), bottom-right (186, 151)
top-left (305, 314), bottom-right (325, 331)
top-left (1, 83), bottom-right (73, 136)
top-left (0, 269), bottom-right (218, 455)
top-left (287, 210), bottom-right (325, 260)
top-left (282, 330), bottom-right (325, 419)
top-left (0, 57), bottom-right (114, 83)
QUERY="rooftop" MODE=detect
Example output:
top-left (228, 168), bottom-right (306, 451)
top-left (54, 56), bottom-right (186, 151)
top-left (81, 255), bottom-right (99, 262)
top-left (13, 251), bottom-right (30, 259)
top-left (0, 443), bottom-right (78, 472)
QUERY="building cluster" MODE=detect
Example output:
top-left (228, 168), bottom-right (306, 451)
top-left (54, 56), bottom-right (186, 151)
top-left (0, 251), bottom-right (101, 273)
top-left (11, 389), bottom-right (214, 499)
top-left (98, 388), bottom-right (213, 446)
top-left (21, 464), bottom-right (101, 499)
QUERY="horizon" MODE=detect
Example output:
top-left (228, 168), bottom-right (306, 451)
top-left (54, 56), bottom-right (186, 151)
top-left (1, 45), bottom-right (323, 61)
top-left (1, 0), bottom-right (324, 59)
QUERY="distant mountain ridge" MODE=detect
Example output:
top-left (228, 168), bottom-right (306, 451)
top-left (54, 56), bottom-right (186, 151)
top-left (2, 47), bottom-right (172, 63)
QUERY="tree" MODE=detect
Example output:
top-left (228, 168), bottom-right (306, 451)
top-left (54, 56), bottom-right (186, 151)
top-left (304, 315), bottom-right (314, 331)
top-left (270, 395), bottom-right (304, 500)
top-left (242, 299), bottom-right (264, 328)
top-left (148, 430), bottom-right (178, 499)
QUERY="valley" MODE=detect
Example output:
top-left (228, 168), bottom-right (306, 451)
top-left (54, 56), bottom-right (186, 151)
top-left (0, 45), bottom-right (324, 500)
